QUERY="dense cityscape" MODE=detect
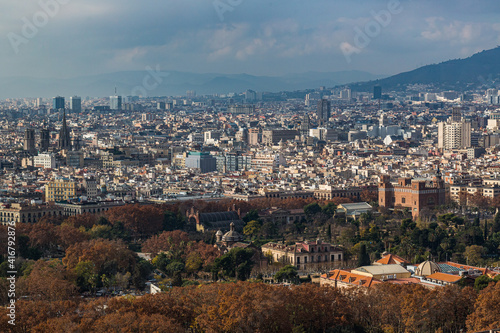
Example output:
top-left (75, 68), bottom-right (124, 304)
top-left (0, 82), bottom-right (498, 331)
top-left (1, 0), bottom-right (500, 332)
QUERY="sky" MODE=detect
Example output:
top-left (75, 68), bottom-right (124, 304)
top-left (1, 0), bottom-right (500, 79)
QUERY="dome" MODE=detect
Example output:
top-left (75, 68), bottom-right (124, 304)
top-left (216, 230), bottom-right (223, 236)
top-left (222, 222), bottom-right (243, 243)
top-left (415, 260), bottom-right (441, 277)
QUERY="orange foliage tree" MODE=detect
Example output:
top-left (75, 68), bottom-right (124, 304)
top-left (467, 281), bottom-right (500, 331)
top-left (105, 204), bottom-right (164, 239)
top-left (63, 239), bottom-right (136, 275)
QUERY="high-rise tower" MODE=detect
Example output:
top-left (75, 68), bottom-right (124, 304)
top-left (317, 99), bottom-right (331, 124)
top-left (53, 96), bottom-right (65, 110)
top-left (70, 96), bottom-right (82, 113)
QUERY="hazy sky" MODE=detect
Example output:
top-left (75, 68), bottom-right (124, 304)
top-left (1, 0), bottom-right (500, 78)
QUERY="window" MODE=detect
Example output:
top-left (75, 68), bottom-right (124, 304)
top-left (402, 197), bottom-right (406, 204)
top-left (338, 254), bottom-right (342, 260)
top-left (297, 257), bottom-right (300, 264)
top-left (331, 255), bottom-right (335, 261)
top-left (304, 257), bottom-right (307, 263)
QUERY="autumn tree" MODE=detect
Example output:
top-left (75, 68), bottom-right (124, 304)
top-left (105, 204), bottom-right (164, 239)
top-left (467, 281), bottom-right (500, 332)
top-left (17, 260), bottom-right (76, 301)
top-left (63, 239), bottom-right (136, 279)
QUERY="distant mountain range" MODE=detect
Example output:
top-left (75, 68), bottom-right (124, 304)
top-left (349, 46), bottom-right (500, 92)
top-left (0, 70), bottom-right (384, 99)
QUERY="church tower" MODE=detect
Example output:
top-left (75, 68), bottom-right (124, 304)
top-left (58, 110), bottom-right (71, 150)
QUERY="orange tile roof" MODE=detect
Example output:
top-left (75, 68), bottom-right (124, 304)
top-left (324, 269), bottom-right (382, 288)
top-left (376, 253), bottom-right (410, 265)
top-left (426, 272), bottom-right (462, 283)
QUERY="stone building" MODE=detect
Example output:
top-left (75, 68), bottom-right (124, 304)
top-left (187, 207), bottom-right (244, 233)
top-left (0, 203), bottom-right (63, 225)
top-left (261, 239), bottom-right (343, 271)
top-left (378, 171), bottom-right (445, 218)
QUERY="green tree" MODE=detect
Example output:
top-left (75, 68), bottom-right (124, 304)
top-left (162, 211), bottom-right (185, 231)
top-left (73, 261), bottom-right (98, 292)
top-left (304, 202), bottom-right (322, 216)
top-left (274, 265), bottom-right (299, 283)
top-left (213, 248), bottom-right (255, 281)
top-left (243, 209), bottom-right (260, 223)
top-left (243, 220), bottom-right (262, 237)
top-left (474, 274), bottom-right (493, 291)
top-left (464, 245), bottom-right (484, 266)
top-left (321, 202), bottom-right (337, 216)
top-left (165, 261), bottom-right (185, 278)
top-left (357, 243), bottom-right (371, 267)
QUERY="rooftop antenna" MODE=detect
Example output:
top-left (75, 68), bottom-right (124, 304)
top-left (114, 87), bottom-right (117, 95)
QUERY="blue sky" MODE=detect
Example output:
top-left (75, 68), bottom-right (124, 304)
top-left (1, 0), bottom-right (500, 78)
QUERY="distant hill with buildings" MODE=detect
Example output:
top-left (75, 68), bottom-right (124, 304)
top-left (0, 70), bottom-right (383, 99)
top-left (349, 46), bottom-right (500, 92)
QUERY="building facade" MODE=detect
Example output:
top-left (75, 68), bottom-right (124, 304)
top-left (45, 178), bottom-right (77, 202)
top-left (261, 240), bottom-right (343, 271)
top-left (378, 174), bottom-right (446, 218)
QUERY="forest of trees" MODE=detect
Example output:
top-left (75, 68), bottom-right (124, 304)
top-left (0, 281), bottom-right (499, 332)
top-left (0, 197), bottom-right (499, 332)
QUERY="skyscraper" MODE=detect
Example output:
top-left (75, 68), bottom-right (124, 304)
top-left (438, 107), bottom-right (471, 150)
top-left (110, 95), bottom-right (122, 110)
top-left (58, 110), bottom-right (71, 150)
top-left (317, 99), bottom-right (331, 123)
top-left (24, 129), bottom-right (36, 153)
top-left (53, 96), bottom-right (65, 110)
top-left (70, 96), bottom-right (82, 113)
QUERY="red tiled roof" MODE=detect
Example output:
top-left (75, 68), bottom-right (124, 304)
top-left (426, 272), bottom-right (462, 283)
top-left (323, 269), bottom-right (381, 288)
top-left (376, 253), bottom-right (410, 265)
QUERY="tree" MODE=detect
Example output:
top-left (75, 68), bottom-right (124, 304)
top-left (304, 202), bottom-right (322, 216)
top-left (357, 243), bottom-right (371, 267)
top-left (63, 239), bottom-right (136, 277)
top-left (105, 204), bottom-right (164, 239)
top-left (243, 220), bottom-right (261, 237)
top-left (243, 209), bottom-right (260, 223)
top-left (467, 282), bottom-right (500, 331)
top-left (321, 202), bottom-right (337, 216)
top-left (74, 261), bottom-right (98, 292)
top-left (474, 275), bottom-right (493, 291)
top-left (274, 265), bottom-right (298, 283)
top-left (464, 245), bottom-right (484, 266)
top-left (213, 248), bottom-right (254, 281)
top-left (162, 211), bottom-right (185, 231)
top-left (141, 230), bottom-right (190, 257)
top-left (17, 260), bottom-right (76, 301)
top-left (493, 212), bottom-right (500, 234)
